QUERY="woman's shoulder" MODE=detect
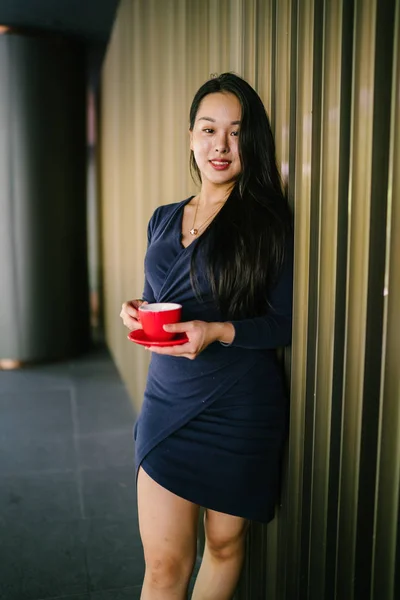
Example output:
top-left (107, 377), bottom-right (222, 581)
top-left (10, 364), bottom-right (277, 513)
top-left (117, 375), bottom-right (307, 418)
top-left (153, 197), bottom-right (190, 218)
top-left (149, 197), bottom-right (191, 225)
top-left (147, 197), bottom-right (193, 239)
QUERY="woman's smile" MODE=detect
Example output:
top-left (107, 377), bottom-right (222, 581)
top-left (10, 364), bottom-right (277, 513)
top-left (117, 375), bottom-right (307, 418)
top-left (209, 159), bottom-right (231, 170)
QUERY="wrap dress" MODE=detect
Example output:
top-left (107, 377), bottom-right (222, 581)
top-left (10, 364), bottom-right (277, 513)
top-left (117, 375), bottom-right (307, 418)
top-left (134, 197), bottom-right (293, 523)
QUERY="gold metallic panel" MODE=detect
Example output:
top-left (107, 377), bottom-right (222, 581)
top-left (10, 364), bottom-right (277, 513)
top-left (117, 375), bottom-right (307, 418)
top-left (240, 0), bottom-right (257, 85)
top-left (372, 0), bottom-right (400, 597)
top-left (273, 0), bottom-right (293, 180)
top-left (254, 0), bottom-right (274, 113)
top-left (336, 0), bottom-right (398, 596)
top-left (285, 0), bottom-right (317, 595)
top-left (308, 1), bottom-right (352, 597)
top-left (100, 0), bottom-right (400, 597)
top-left (337, 0), bottom-right (377, 587)
top-left (269, 3), bottom-right (296, 598)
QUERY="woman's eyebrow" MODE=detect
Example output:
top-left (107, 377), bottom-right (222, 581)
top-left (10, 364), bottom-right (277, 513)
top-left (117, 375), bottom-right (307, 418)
top-left (198, 116), bottom-right (241, 125)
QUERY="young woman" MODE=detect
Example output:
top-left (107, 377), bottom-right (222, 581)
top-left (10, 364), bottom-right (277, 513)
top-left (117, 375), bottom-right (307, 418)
top-left (120, 73), bottom-right (293, 600)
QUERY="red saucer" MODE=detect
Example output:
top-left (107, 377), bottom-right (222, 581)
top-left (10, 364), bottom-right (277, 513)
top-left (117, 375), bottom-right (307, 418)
top-left (128, 330), bottom-right (189, 347)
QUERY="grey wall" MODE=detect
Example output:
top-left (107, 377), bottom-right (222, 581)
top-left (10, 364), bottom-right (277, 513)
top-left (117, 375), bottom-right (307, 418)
top-left (0, 33), bottom-right (90, 362)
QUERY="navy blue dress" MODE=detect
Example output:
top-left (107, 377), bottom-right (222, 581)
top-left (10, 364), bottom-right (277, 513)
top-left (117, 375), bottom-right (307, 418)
top-left (134, 197), bottom-right (293, 523)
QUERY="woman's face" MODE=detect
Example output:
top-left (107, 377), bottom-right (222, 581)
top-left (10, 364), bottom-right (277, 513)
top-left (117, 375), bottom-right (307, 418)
top-left (190, 92), bottom-right (242, 189)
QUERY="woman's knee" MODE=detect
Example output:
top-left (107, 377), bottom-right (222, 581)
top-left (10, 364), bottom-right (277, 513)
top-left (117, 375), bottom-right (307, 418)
top-left (206, 533), bottom-right (244, 561)
top-left (144, 551), bottom-right (194, 589)
top-left (204, 513), bottom-right (249, 561)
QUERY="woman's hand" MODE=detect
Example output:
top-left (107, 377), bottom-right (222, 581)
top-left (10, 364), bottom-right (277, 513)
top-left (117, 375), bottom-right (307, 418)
top-left (146, 320), bottom-right (235, 359)
top-left (120, 299), bottom-right (148, 331)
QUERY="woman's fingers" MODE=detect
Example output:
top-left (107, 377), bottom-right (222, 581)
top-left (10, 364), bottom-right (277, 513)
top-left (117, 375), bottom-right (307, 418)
top-left (146, 345), bottom-right (197, 359)
top-left (163, 321), bottom-right (194, 334)
top-left (122, 316), bottom-right (142, 331)
top-left (145, 337), bottom-right (201, 358)
top-left (146, 320), bottom-right (212, 358)
top-left (120, 302), bottom-right (133, 318)
top-left (123, 301), bottom-right (138, 317)
top-left (120, 299), bottom-right (144, 330)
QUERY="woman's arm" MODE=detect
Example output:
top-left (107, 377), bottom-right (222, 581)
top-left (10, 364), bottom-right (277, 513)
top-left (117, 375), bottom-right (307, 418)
top-left (153, 240), bottom-right (294, 358)
top-left (219, 238), bottom-right (293, 349)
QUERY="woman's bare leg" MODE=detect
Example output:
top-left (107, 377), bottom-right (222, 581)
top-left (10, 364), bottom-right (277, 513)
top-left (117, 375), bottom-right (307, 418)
top-left (191, 509), bottom-right (249, 600)
top-left (138, 467), bottom-right (200, 600)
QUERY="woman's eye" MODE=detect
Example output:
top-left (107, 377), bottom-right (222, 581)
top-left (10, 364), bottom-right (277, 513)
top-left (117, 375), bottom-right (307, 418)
top-left (201, 128), bottom-right (239, 136)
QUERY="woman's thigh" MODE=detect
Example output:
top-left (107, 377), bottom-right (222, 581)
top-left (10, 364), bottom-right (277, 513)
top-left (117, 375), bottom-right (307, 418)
top-left (137, 466), bottom-right (200, 564)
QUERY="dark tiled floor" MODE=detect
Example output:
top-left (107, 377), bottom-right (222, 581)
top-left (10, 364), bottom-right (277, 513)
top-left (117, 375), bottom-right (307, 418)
top-left (0, 344), bottom-right (144, 600)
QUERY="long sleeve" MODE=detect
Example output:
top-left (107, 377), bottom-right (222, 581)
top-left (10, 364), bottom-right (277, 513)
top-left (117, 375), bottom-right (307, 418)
top-left (229, 239), bottom-right (294, 350)
top-left (142, 274), bottom-right (156, 303)
top-left (142, 210), bottom-right (159, 303)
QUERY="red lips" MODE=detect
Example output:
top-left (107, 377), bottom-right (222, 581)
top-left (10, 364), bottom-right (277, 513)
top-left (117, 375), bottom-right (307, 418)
top-left (209, 160), bottom-right (231, 170)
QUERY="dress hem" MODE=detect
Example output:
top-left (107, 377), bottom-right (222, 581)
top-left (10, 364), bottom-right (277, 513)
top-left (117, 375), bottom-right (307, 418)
top-left (138, 456), bottom-right (275, 525)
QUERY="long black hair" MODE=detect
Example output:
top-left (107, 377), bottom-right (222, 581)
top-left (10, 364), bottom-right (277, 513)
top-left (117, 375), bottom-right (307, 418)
top-left (189, 73), bottom-right (292, 320)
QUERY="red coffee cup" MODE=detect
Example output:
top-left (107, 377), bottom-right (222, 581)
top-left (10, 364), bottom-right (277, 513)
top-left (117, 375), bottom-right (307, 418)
top-left (138, 303), bottom-right (182, 341)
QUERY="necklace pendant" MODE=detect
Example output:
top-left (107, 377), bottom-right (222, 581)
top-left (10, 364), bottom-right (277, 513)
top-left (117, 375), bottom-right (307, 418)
top-left (189, 228), bottom-right (198, 236)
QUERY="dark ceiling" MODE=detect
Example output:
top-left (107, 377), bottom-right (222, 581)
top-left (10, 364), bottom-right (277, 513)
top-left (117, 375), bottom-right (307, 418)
top-left (0, 0), bottom-right (120, 43)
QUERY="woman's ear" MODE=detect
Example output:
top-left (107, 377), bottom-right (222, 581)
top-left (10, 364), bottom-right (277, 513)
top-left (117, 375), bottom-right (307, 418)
top-left (189, 129), bottom-right (193, 151)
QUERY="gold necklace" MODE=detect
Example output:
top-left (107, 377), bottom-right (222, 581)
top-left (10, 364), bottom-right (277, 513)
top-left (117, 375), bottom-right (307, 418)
top-left (189, 199), bottom-right (201, 235)
top-left (189, 199), bottom-right (222, 236)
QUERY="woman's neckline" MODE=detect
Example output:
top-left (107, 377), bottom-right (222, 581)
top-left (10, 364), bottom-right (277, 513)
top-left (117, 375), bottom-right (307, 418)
top-left (178, 196), bottom-right (198, 250)
top-left (178, 194), bottom-right (227, 249)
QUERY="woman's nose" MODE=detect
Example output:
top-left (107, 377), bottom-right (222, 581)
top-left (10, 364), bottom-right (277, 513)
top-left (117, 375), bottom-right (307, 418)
top-left (214, 132), bottom-right (229, 153)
